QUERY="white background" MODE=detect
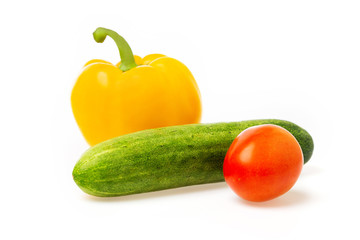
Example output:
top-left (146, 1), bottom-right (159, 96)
top-left (1, 0), bottom-right (359, 239)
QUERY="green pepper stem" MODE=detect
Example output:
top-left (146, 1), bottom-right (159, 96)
top-left (93, 27), bottom-right (137, 71)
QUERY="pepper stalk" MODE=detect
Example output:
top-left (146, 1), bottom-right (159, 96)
top-left (93, 27), bottom-right (137, 71)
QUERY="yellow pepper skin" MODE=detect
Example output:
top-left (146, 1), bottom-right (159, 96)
top-left (71, 28), bottom-right (201, 146)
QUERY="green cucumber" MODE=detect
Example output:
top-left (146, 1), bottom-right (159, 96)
top-left (72, 119), bottom-right (314, 197)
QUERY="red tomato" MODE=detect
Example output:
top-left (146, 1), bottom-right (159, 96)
top-left (223, 124), bottom-right (303, 202)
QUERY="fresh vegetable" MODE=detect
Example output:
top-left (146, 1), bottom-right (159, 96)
top-left (223, 124), bottom-right (303, 202)
top-left (72, 119), bottom-right (313, 197)
top-left (71, 27), bottom-right (202, 146)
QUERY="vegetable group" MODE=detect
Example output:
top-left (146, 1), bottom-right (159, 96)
top-left (72, 120), bottom-right (313, 197)
top-left (223, 124), bottom-right (303, 202)
top-left (71, 28), bottom-right (315, 202)
top-left (71, 27), bottom-right (202, 146)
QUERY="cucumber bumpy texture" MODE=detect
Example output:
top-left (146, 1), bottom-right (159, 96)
top-left (73, 119), bottom-right (314, 197)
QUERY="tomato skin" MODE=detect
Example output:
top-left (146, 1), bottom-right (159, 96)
top-left (223, 124), bottom-right (303, 202)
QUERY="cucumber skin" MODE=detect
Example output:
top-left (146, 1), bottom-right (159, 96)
top-left (72, 119), bottom-right (314, 197)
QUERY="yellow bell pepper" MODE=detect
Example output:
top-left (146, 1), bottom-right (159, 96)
top-left (71, 27), bottom-right (202, 146)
